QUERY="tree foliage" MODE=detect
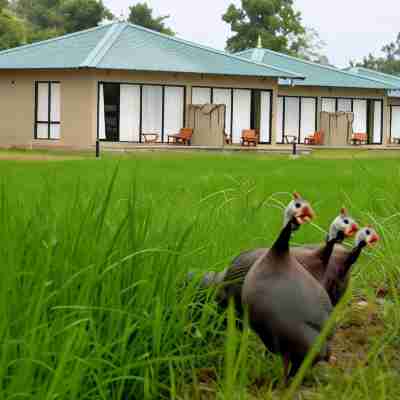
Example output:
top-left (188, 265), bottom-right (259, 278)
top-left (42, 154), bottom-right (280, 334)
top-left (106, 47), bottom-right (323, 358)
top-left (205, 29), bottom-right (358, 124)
top-left (7, 0), bottom-right (113, 44)
top-left (0, 8), bottom-right (25, 50)
top-left (351, 33), bottom-right (400, 75)
top-left (223, 0), bottom-right (307, 54)
top-left (128, 2), bottom-right (174, 35)
top-left (61, 0), bottom-right (114, 34)
top-left (0, 0), bottom-right (9, 10)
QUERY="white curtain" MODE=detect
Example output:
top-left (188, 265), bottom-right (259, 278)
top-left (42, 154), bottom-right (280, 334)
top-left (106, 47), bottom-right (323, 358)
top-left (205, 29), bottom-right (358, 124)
top-left (284, 97), bottom-right (300, 139)
top-left (164, 86), bottom-right (184, 140)
top-left (192, 87), bottom-right (211, 104)
top-left (300, 98), bottom-right (316, 143)
top-left (50, 83), bottom-right (60, 122)
top-left (50, 125), bottom-right (60, 139)
top-left (119, 85), bottom-right (140, 142)
top-left (49, 83), bottom-right (61, 139)
top-left (232, 89), bottom-right (251, 144)
top-left (212, 88), bottom-right (232, 136)
top-left (352, 99), bottom-right (367, 133)
top-left (98, 84), bottom-right (106, 139)
top-left (338, 98), bottom-right (352, 112)
top-left (36, 124), bottom-right (48, 139)
top-left (391, 106), bottom-right (400, 139)
top-left (36, 82), bottom-right (49, 138)
top-left (37, 83), bottom-right (49, 122)
top-left (276, 96), bottom-right (284, 143)
top-left (373, 101), bottom-right (382, 143)
top-left (259, 91), bottom-right (271, 143)
top-left (142, 85), bottom-right (163, 139)
top-left (321, 98), bottom-right (336, 112)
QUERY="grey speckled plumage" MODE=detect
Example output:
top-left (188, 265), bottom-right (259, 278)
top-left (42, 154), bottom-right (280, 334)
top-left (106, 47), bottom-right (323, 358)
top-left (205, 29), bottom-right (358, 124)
top-left (242, 199), bottom-right (333, 379)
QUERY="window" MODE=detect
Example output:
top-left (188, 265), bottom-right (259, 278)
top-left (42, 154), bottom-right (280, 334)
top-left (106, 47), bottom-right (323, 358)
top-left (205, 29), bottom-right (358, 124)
top-left (98, 83), bottom-right (185, 142)
top-left (277, 96), bottom-right (317, 143)
top-left (35, 82), bottom-right (60, 139)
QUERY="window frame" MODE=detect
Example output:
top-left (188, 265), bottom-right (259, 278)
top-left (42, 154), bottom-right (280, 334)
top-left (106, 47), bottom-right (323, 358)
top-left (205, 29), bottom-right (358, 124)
top-left (192, 86), bottom-right (273, 144)
top-left (97, 82), bottom-right (187, 143)
top-left (277, 95), bottom-right (318, 144)
top-left (34, 81), bottom-right (61, 140)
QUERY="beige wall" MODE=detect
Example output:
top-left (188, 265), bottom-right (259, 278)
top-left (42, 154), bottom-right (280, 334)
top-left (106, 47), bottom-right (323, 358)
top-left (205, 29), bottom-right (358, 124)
top-left (0, 69), bottom-right (279, 148)
top-left (278, 85), bottom-right (389, 143)
top-left (0, 69), bottom-right (97, 149)
top-left (0, 68), bottom-right (393, 148)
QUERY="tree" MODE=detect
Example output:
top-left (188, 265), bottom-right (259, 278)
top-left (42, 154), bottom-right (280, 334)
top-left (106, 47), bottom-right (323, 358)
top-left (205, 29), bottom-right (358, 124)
top-left (128, 2), bottom-right (174, 35)
top-left (351, 33), bottom-right (400, 75)
top-left (0, 8), bottom-right (26, 50)
top-left (296, 27), bottom-right (330, 65)
top-left (0, 0), bottom-right (9, 10)
top-left (61, 0), bottom-right (113, 33)
top-left (10, 0), bottom-right (113, 43)
top-left (222, 0), bottom-right (307, 55)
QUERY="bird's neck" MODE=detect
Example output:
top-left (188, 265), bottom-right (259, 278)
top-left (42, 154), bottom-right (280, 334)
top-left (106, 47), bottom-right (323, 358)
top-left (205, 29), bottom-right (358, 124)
top-left (271, 218), bottom-right (297, 255)
top-left (323, 240), bottom-right (365, 295)
top-left (337, 241), bottom-right (366, 280)
top-left (318, 237), bottom-right (338, 266)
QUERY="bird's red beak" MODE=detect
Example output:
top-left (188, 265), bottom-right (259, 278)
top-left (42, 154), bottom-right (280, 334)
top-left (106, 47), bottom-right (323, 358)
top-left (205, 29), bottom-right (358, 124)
top-left (368, 233), bottom-right (380, 246)
top-left (295, 205), bottom-right (315, 225)
top-left (345, 223), bottom-right (359, 237)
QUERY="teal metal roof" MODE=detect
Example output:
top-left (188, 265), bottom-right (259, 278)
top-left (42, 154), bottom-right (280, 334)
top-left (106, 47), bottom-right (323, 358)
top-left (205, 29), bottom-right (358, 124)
top-left (0, 24), bottom-right (111, 69)
top-left (345, 66), bottom-right (400, 87)
top-left (237, 48), bottom-right (399, 89)
top-left (0, 22), bottom-right (302, 79)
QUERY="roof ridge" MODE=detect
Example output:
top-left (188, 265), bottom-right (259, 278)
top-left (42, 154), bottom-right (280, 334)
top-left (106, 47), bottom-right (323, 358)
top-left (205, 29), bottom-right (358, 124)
top-left (0, 23), bottom-right (114, 57)
top-left (345, 66), bottom-right (397, 86)
top-left (122, 22), bottom-right (304, 79)
top-left (81, 23), bottom-right (126, 67)
top-left (242, 47), bottom-right (397, 87)
top-left (356, 66), bottom-right (400, 82)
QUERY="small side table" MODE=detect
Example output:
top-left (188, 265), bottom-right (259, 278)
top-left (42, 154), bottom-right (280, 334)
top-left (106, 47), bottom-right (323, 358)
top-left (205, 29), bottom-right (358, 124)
top-left (142, 133), bottom-right (159, 143)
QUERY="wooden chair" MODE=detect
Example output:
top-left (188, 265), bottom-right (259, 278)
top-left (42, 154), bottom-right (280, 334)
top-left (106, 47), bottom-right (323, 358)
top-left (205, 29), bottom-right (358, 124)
top-left (241, 129), bottom-right (258, 146)
top-left (351, 132), bottom-right (367, 145)
top-left (304, 131), bottom-right (324, 145)
top-left (167, 128), bottom-right (193, 145)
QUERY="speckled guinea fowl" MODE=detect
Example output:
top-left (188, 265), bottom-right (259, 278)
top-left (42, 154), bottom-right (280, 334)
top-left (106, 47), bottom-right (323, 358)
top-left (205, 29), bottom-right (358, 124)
top-left (242, 193), bottom-right (333, 381)
top-left (214, 208), bottom-right (359, 313)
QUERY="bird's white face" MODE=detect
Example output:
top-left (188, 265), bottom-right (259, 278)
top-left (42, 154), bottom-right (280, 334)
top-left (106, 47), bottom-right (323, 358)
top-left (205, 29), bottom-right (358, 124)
top-left (355, 226), bottom-right (380, 247)
top-left (328, 208), bottom-right (359, 241)
top-left (284, 192), bottom-right (315, 227)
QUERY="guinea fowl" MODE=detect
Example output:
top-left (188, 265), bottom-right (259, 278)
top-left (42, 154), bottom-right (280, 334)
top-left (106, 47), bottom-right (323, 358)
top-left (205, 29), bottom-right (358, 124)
top-left (242, 193), bottom-right (333, 381)
top-left (322, 226), bottom-right (379, 305)
top-left (211, 208), bottom-right (359, 313)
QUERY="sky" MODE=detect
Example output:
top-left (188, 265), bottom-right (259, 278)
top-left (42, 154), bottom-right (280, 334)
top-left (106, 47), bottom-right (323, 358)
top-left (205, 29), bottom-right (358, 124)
top-left (103, 0), bottom-right (400, 67)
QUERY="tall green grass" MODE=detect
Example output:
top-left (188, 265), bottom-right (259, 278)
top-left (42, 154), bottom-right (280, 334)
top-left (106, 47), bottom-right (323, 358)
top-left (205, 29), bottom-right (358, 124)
top-left (0, 151), bottom-right (399, 399)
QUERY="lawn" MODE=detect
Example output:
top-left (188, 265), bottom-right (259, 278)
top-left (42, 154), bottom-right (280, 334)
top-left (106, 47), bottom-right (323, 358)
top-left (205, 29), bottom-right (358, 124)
top-left (1, 149), bottom-right (400, 399)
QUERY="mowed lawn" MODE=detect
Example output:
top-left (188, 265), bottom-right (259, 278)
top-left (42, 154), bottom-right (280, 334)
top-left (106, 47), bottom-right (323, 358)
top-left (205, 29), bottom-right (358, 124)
top-left (1, 149), bottom-right (400, 399)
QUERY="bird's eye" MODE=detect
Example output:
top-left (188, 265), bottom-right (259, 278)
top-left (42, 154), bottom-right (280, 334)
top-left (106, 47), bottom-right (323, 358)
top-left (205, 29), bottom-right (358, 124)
top-left (295, 202), bottom-right (301, 208)
top-left (343, 219), bottom-right (349, 224)
top-left (366, 229), bottom-right (371, 235)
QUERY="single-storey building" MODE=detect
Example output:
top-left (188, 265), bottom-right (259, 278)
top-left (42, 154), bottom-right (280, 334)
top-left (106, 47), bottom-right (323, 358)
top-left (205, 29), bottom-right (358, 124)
top-left (0, 21), bottom-right (398, 149)
top-left (345, 67), bottom-right (400, 144)
top-left (0, 22), bottom-right (304, 149)
top-left (238, 48), bottom-right (399, 145)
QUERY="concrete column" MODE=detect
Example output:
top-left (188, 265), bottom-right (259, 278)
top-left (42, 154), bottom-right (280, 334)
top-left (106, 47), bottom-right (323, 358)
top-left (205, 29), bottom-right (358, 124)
top-left (270, 83), bottom-right (278, 145)
top-left (382, 95), bottom-right (390, 145)
top-left (185, 85), bottom-right (192, 126)
top-left (316, 96), bottom-right (323, 131)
